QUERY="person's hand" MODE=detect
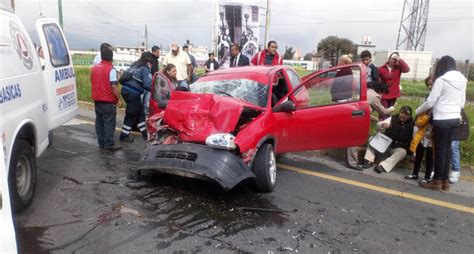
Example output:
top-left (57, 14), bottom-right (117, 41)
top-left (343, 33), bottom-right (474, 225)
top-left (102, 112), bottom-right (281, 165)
top-left (116, 100), bottom-right (122, 108)
top-left (391, 54), bottom-right (400, 61)
top-left (388, 106), bottom-right (395, 113)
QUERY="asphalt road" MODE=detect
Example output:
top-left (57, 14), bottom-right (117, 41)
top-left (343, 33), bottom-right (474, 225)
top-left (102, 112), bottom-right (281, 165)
top-left (14, 118), bottom-right (474, 254)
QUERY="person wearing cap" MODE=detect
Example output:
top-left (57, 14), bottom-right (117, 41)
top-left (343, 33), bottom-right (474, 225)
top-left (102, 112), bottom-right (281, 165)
top-left (161, 43), bottom-right (193, 89)
top-left (204, 52), bottom-right (220, 73)
top-left (359, 106), bottom-right (414, 173)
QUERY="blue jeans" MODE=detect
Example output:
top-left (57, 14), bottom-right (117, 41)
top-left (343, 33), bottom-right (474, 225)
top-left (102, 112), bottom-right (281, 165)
top-left (451, 140), bottom-right (461, 172)
top-left (177, 80), bottom-right (189, 90)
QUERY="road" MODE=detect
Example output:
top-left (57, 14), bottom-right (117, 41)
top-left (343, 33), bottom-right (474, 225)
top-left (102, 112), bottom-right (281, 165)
top-left (15, 118), bottom-right (474, 253)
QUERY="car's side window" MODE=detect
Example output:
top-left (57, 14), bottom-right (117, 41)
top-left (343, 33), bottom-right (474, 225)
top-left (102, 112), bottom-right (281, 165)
top-left (271, 71), bottom-right (290, 107)
top-left (286, 69), bottom-right (301, 89)
top-left (42, 23), bottom-right (70, 67)
top-left (294, 66), bottom-right (360, 109)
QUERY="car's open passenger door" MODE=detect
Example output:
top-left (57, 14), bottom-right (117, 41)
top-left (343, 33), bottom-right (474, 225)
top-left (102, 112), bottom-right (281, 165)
top-left (273, 64), bottom-right (370, 153)
top-left (36, 18), bottom-right (77, 130)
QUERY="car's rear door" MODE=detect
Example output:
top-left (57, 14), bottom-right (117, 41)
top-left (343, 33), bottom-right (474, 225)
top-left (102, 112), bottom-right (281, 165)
top-left (274, 64), bottom-right (370, 153)
top-left (36, 18), bottom-right (77, 130)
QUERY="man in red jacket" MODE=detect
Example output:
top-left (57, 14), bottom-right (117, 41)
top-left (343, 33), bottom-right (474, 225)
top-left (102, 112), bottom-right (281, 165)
top-left (251, 40), bottom-right (283, 66)
top-left (378, 52), bottom-right (410, 119)
top-left (91, 43), bottom-right (122, 152)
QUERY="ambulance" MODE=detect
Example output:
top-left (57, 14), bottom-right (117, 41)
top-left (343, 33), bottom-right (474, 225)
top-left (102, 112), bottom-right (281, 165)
top-left (0, 5), bottom-right (77, 212)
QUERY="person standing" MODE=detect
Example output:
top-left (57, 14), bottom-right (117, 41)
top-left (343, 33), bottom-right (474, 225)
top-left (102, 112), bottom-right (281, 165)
top-left (161, 43), bottom-right (193, 89)
top-left (360, 50), bottom-right (380, 87)
top-left (229, 44), bottom-right (250, 67)
top-left (204, 52), bottom-right (220, 73)
top-left (90, 43), bottom-right (122, 152)
top-left (416, 55), bottom-right (467, 191)
top-left (251, 40), bottom-right (283, 66)
top-left (378, 52), bottom-right (410, 118)
top-left (119, 54), bottom-right (154, 142)
top-left (182, 45), bottom-right (197, 82)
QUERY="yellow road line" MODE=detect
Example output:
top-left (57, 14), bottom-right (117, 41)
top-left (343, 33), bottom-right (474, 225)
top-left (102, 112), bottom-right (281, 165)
top-left (278, 163), bottom-right (474, 214)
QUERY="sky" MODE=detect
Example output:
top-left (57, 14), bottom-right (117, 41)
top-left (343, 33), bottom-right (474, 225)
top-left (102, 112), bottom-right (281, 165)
top-left (12, 0), bottom-right (474, 61)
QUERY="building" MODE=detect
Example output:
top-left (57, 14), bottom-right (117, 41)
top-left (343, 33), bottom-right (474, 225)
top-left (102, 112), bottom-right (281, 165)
top-left (373, 50), bottom-right (433, 80)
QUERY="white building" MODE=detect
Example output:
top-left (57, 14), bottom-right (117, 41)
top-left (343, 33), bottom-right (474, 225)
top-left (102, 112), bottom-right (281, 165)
top-left (374, 50), bottom-right (433, 80)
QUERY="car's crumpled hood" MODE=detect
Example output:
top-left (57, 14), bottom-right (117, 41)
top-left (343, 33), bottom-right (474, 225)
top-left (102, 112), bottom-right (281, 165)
top-left (164, 91), bottom-right (262, 142)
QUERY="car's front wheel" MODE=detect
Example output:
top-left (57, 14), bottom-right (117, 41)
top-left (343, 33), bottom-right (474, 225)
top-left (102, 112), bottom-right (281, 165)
top-left (8, 139), bottom-right (37, 212)
top-left (252, 143), bottom-right (276, 192)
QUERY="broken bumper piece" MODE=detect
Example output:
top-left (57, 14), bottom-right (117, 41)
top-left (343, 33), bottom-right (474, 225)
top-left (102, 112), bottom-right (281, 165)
top-left (137, 143), bottom-right (256, 190)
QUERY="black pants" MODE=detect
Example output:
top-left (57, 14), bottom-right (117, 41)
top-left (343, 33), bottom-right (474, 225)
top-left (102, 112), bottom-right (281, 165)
top-left (412, 144), bottom-right (433, 179)
top-left (94, 101), bottom-right (117, 148)
top-left (121, 92), bottom-right (146, 139)
top-left (433, 119), bottom-right (459, 180)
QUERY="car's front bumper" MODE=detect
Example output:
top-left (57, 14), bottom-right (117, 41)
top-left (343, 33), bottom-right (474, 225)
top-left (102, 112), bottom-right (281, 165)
top-left (136, 143), bottom-right (256, 190)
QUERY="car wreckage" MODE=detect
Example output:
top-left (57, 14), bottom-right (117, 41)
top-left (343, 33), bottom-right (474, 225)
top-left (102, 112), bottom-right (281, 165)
top-left (136, 65), bottom-right (370, 192)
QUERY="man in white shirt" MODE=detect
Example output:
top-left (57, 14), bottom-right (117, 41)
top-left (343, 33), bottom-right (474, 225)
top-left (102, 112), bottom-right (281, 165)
top-left (161, 43), bottom-right (192, 89)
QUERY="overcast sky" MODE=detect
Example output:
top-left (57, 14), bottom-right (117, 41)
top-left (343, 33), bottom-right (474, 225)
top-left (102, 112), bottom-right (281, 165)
top-left (14, 0), bottom-right (474, 60)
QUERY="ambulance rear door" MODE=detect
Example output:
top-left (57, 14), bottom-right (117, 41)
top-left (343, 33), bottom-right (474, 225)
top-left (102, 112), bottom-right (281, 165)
top-left (35, 18), bottom-right (77, 130)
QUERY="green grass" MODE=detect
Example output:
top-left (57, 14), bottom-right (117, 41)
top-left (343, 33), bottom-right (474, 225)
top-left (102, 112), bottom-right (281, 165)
top-left (74, 66), bottom-right (474, 165)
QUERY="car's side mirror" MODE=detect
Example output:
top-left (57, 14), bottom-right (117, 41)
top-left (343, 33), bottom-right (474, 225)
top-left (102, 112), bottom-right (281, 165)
top-left (273, 100), bottom-right (296, 113)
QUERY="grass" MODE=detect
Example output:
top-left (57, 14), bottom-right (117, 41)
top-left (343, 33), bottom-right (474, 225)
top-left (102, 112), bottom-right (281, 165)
top-left (74, 66), bottom-right (474, 165)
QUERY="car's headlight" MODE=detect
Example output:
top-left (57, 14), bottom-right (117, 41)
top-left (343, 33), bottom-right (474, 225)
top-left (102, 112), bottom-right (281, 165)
top-left (205, 133), bottom-right (236, 150)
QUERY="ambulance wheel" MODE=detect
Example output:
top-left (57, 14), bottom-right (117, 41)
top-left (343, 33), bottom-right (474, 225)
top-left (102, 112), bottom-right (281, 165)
top-left (8, 139), bottom-right (37, 212)
top-left (252, 143), bottom-right (277, 192)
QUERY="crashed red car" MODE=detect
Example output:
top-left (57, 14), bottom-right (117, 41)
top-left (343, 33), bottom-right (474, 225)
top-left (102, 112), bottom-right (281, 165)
top-left (137, 64), bottom-right (370, 192)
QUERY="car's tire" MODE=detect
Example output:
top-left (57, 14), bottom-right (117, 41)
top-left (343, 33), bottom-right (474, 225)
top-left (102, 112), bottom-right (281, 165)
top-left (8, 139), bottom-right (37, 212)
top-left (252, 143), bottom-right (277, 192)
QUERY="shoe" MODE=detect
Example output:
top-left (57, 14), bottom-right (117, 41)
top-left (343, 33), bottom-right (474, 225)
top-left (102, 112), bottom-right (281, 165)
top-left (103, 145), bottom-right (122, 152)
top-left (442, 180), bottom-right (450, 191)
top-left (449, 171), bottom-right (460, 183)
top-left (362, 159), bottom-right (374, 169)
top-left (420, 179), bottom-right (442, 190)
top-left (404, 174), bottom-right (418, 180)
top-left (120, 136), bottom-right (134, 143)
top-left (420, 178), bottom-right (430, 184)
top-left (349, 164), bottom-right (363, 171)
top-left (374, 165), bottom-right (384, 174)
top-left (141, 131), bottom-right (148, 141)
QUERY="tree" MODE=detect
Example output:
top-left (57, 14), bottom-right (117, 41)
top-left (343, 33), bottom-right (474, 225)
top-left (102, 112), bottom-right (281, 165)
top-left (303, 53), bottom-right (313, 61)
top-left (283, 46), bottom-right (295, 60)
top-left (317, 36), bottom-right (355, 61)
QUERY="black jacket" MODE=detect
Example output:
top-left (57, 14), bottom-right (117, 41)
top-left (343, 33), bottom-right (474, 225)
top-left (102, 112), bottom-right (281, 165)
top-left (230, 54), bottom-right (250, 67)
top-left (384, 114), bottom-right (414, 150)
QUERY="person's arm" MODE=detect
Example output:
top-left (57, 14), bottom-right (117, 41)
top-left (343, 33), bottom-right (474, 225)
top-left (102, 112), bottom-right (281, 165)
top-left (371, 64), bottom-right (380, 81)
top-left (415, 79), bottom-right (442, 115)
top-left (397, 58), bottom-right (410, 73)
top-left (377, 116), bottom-right (392, 129)
top-left (184, 54), bottom-right (192, 81)
top-left (109, 68), bottom-right (121, 107)
top-left (214, 61), bottom-right (220, 70)
top-left (250, 53), bottom-right (258, 65)
top-left (141, 67), bottom-right (153, 91)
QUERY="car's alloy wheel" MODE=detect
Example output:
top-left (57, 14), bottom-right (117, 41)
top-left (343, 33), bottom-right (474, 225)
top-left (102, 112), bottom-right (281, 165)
top-left (253, 143), bottom-right (276, 192)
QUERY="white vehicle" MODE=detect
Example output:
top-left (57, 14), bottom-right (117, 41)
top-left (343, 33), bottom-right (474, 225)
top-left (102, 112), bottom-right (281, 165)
top-left (0, 6), bottom-right (77, 212)
top-left (0, 125), bottom-right (18, 254)
top-left (114, 62), bottom-right (130, 72)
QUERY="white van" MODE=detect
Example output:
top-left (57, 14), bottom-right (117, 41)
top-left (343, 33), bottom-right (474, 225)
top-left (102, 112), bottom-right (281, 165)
top-left (0, 6), bottom-right (77, 211)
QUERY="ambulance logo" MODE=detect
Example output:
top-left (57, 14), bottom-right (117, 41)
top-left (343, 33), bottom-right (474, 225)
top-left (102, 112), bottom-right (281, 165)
top-left (9, 21), bottom-right (33, 70)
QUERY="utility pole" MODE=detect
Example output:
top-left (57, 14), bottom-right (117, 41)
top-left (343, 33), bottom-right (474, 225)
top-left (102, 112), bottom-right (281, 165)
top-left (11, 0), bottom-right (15, 10)
top-left (145, 24), bottom-right (148, 51)
top-left (264, 0), bottom-right (271, 48)
top-left (58, 0), bottom-right (63, 29)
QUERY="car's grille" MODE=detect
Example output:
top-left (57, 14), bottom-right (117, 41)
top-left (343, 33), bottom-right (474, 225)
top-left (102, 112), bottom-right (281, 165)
top-left (155, 150), bottom-right (198, 161)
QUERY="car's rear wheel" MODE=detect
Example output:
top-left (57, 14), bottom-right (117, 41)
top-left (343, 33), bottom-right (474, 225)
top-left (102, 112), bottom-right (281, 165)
top-left (8, 139), bottom-right (37, 212)
top-left (252, 143), bottom-right (276, 192)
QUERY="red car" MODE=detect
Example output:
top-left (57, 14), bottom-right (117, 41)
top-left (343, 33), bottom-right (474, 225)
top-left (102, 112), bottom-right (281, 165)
top-left (137, 64), bottom-right (370, 192)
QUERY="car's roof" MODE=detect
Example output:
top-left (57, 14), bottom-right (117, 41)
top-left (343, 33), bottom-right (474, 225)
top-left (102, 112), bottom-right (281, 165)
top-left (205, 65), bottom-right (291, 77)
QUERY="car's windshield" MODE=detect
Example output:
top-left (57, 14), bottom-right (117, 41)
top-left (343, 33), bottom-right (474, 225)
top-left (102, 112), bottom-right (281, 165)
top-left (190, 79), bottom-right (269, 107)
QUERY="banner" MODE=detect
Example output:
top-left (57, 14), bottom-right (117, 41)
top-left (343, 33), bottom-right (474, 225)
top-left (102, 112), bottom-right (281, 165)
top-left (217, 4), bottom-right (259, 67)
